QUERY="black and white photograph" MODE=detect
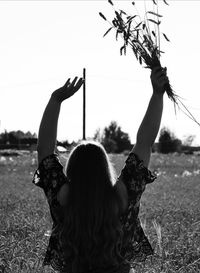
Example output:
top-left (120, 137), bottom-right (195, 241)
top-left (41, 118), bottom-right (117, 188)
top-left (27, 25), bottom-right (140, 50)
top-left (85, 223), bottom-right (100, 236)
top-left (0, 0), bottom-right (200, 272)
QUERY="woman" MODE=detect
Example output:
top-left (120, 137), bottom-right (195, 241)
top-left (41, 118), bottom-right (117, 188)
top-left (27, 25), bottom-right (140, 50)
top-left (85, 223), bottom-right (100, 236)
top-left (33, 67), bottom-right (168, 273)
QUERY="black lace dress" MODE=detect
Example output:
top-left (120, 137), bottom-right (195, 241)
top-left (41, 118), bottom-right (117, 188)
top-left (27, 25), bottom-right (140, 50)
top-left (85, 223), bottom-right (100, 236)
top-left (32, 152), bottom-right (157, 273)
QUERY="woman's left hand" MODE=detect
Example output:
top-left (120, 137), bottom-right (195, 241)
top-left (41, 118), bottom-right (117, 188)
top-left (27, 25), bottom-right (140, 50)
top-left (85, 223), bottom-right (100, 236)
top-left (52, 77), bottom-right (84, 103)
top-left (151, 66), bottom-right (169, 95)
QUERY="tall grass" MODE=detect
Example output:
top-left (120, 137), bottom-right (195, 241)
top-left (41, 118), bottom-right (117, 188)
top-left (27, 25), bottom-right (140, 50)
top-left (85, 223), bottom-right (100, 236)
top-left (0, 151), bottom-right (200, 272)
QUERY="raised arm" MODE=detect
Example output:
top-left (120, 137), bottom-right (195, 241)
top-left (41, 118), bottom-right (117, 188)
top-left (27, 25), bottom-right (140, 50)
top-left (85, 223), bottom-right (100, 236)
top-left (37, 77), bottom-right (84, 164)
top-left (132, 66), bottom-right (169, 167)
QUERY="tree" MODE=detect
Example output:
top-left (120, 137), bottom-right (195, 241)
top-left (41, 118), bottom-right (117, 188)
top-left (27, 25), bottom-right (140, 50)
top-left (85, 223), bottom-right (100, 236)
top-left (0, 130), bottom-right (37, 147)
top-left (0, 130), bottom-right (9, 144)
top-left (158, 127), bottom-right (182, 153)
top-left (95, 121), bottom-right (132, 153)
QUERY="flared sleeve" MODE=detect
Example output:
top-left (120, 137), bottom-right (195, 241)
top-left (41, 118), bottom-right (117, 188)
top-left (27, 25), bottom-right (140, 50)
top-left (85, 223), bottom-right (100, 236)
top-left (118, 152), bottom-right (157, 263)
top-left (32, 154), bottom-right (68, 223)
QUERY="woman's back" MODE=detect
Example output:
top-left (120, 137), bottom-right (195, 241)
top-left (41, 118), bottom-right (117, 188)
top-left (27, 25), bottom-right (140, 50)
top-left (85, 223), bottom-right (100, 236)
top-left (33, 145), bottom-right (156, 273)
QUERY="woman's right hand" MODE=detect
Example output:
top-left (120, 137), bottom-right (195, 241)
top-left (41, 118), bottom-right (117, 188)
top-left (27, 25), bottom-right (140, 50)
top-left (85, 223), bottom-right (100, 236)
top-left (151, 66), bottom-right (169, 95)
top-left (51, 76), bottom-right (84, 103)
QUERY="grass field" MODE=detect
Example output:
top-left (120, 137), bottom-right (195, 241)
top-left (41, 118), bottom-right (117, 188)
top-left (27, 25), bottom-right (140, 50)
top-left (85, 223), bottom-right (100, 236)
top-left (0, 151), bottom-right (200, 273)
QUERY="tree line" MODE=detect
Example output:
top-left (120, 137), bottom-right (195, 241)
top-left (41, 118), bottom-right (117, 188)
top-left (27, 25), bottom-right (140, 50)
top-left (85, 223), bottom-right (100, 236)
top-left (0, 130), bottom-right (37, 149)
top-left (0, 123), bottom-right (197, 154)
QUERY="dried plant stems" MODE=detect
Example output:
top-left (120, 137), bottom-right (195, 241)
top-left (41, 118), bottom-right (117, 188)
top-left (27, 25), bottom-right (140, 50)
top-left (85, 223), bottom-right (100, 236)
top-left (99, 0), bottom-right (177, 105)
top-left (99, 0), bottom-right (200, 128)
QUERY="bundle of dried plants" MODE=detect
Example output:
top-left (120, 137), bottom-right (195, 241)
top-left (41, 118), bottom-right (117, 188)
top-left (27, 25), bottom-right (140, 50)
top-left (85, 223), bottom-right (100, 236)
top-left (99, 0), bottom-right (200, 126)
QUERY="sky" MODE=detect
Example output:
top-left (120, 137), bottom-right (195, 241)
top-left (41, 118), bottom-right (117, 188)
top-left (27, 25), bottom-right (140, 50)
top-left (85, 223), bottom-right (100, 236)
top-left (1, 0), bottom-right (200, 145)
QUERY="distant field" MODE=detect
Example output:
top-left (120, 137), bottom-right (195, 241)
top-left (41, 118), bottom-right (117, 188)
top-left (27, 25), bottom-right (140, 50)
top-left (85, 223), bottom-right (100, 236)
top-left (0, 151), bottom-right (200, 273)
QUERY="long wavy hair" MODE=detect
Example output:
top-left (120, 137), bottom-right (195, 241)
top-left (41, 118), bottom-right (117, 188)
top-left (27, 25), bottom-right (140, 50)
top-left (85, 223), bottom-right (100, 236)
top-left (59, 141), bottom-right (124, 273)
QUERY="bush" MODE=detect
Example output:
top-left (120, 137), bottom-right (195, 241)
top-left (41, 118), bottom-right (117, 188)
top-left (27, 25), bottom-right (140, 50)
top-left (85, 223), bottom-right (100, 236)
top-left (158, 127), bottom-right (182, 154)
top-left (94, 121), bottom-right (132, 153)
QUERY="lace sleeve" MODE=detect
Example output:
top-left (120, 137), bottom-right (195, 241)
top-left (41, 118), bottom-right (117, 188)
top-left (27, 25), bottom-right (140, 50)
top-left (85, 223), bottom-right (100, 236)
top-left (118, 152), bottom-right (157, 204)
top-left (118, 152), bottom-right (157, 262)
top-left (32, 154), bottom-right (68, 209)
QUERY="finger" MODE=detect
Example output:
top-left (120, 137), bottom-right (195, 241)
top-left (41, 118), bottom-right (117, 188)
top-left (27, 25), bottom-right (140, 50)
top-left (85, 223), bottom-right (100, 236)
top-left (71, 79), bottom-right (84, 96)
top-left (152, 66), bottom-right (167, 78)
top-left (152, 66), bottom-right (163, 74)
top-left (159, 76), bottom-right (169, 87)
top-left (70, 76), bottom-right (78, 88)
top-left (64, 78), bottom-right (71, 87)
top-left (75, 78), bottom-right (84, 90)
top-left (160, 67), bottom-right (167, 77)
top-left (158, 71), bottom-right (168, 79)
top-left (155, 68), bottom-right (168, 78)
top-left (154, 71), bottom-right (165, 80)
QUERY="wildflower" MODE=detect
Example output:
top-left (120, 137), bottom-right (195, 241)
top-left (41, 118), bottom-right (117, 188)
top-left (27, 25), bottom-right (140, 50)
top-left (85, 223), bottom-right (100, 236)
top-left (182, 170), bottom-right (192, 177)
